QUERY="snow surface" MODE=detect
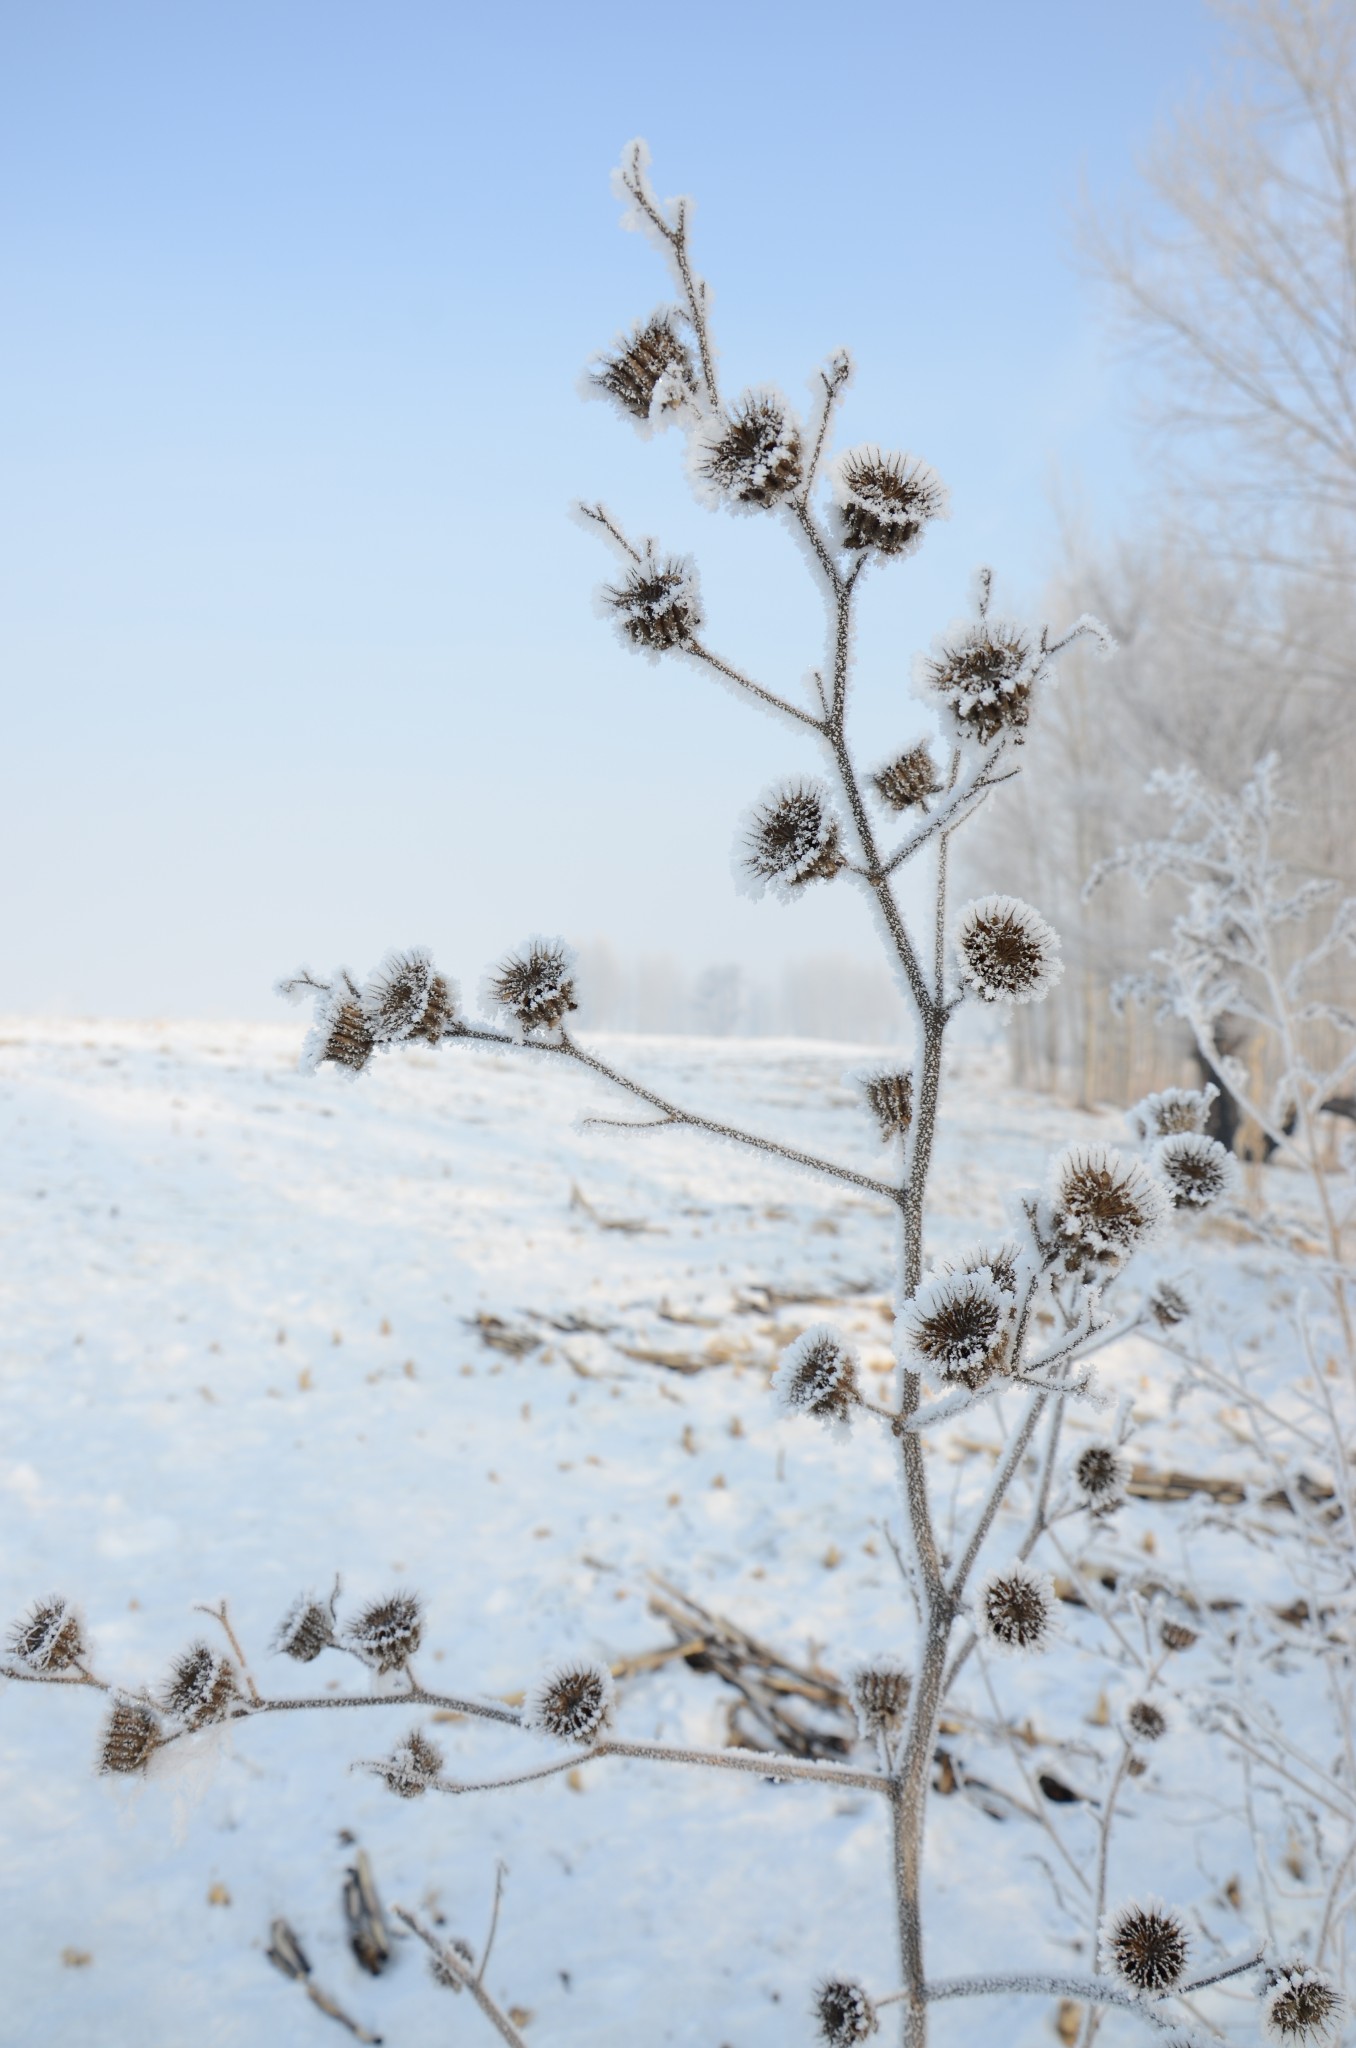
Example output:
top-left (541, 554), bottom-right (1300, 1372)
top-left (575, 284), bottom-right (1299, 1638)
top-left (0, 1021), bottom-right (1307, 2046)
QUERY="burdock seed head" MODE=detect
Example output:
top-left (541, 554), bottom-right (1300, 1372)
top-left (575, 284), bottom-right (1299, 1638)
top-left (604, 549), bottom-right (702, 654)
top-left (1125, 1697), bottom-right (1169, 1745)
top-left (831, 445), bottom-right (948, 559)
top-left (591, 309), bottom-right (697, 424)
top-left (954, 895), bottom-right (1063, 1007)
top-left (813, 1977), bottom-right (878, 2044)
top-left (98, 1697), bottom-right (163, 1776)
top-left (1148, 1279), bottom-right (1191, 1328)
top-left (976, 1564), bottom-right (1058, 1654)
top-left (737, 780), bottom-right (846, 900)
top-left (1098, 1896), bottom-right (1190, 1995)
top-left (522, 1657), bottom-right (616, 1745)
top-left (1127, 1085), bottom-right (1218, 1141)
top-left (1153, 1133), bottom-right (1240, 1210)
top-left (689, 389), bottom-right (803, 509)
top-left (903, 1269), bottom-right (1012, 1390)
top-left (1159, 1617), bottom-right (1198, 1654)
top-left (274, 1590), bottom-right (338, 1663)
top-left (916, 615), bottom-right (1042, 746)
top-left (870, 741), bottom-right (943, 813)
top-left (771, 1325), bottom-right (861, 1432)
top-left (859, 1066), bottom-right (913, 1143)
top-left (1261, 1964), bottom-right (1345, 2044)
top-left (157, 1641), bottom-right (241, 1728)
top-left (361, 947), bottom-right (458, 1048)
top-left (375, 1726), bottom-right (444, 1798)
top-left (484, 938), bottom-right (578, 1038)
top-left (346, 1591), bottom-right (424, 1674)
top-left (1048, 1144), bottom-right (1169, 1278)
top-left (7, 1594), bottom-right (84, 1674)
top-left (302, 983), bottom-right (377, 1076)
top-left (1073, 1441), bottom-right (1129, 1514)
top-left (849, 1662), bottom-right (911, 1740)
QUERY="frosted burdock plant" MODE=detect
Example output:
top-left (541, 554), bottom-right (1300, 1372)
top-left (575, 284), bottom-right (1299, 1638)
top-left (8, 141), bottom-right (1271, 2048)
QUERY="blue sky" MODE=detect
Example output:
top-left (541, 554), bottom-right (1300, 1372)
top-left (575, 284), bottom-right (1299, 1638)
top-left (1, 1), bottom-right (1225, 1018)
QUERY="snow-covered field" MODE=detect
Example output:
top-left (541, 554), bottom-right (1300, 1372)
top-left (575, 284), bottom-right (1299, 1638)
top-left (0, 1021), bottom-right (1308, 2046)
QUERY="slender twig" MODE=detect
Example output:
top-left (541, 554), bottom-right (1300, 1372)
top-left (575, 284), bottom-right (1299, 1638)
top-left (393, 1906), bottom-right (529, 2048)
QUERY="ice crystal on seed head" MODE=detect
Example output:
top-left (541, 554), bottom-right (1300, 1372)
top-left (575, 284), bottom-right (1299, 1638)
top-left (1098, 1897), bottom-right (1190, 1994)
top-left (485, 939), bottom-right (578, 1037)
top-left (274, 1591), bottom-right (337, 1663)
top-left (917, 616), bottom-right (1042, 746)
top-left (7, 1595), bottom-right (83, 1674)
top-left (346, 1591), bottom-right (423, 1673)
top-left (1148, 1279), bottom-right (1191, 1328)
top-left (870, 741), bottom-right (943, 813)
top-left (376, 1727), bottom-right (444, 1798)
top-left (1262, 1965), bottom-right (1345, 2044)
top-left (955, 895), bottom-right (1063, 1006)
top-left (523, 1657), bottom-right (616, 1745)
top-left (98, 1698), bottom-right (162, 1775)
top-left (1073, 1441), bottom-right (1129, 1513)
top-left (849, 1662), bottom-right (911, 1739)
top-left (362, 948), bottom-right (457, 1048)
top-left (690, 389), bottom-right (802, 508)
top-left (1154, 1132), bottom-right (1240, 1210)
top-left (772, 1325), bottom-right (861, 1430)
top-left (977, 1564), bottom-right (1057, 1654)
top-left (604, 550), bottom-right (702, 653)
top-left (737, 780), bottom-right (845, 899)
top-left (859, 1067), bottom-right (912, 1143)
top-left (903, 1269), bottom-right (1012, 1390)
top-left (592, 310), bottom-right (697, 424)
top-left (157, 1641), bottom-right (240, 1728)
top-left (1127, 1084), bottom-right (1217, 1141)
top-left (1125, 1697), bottom-right (1168, 1744)
top-left (1048, 1145), bottom-right (1168, 1277)
top-left (831, 446), bottom-right (948, 559)
top-left (813, 1977), bottom-right (878, 2043)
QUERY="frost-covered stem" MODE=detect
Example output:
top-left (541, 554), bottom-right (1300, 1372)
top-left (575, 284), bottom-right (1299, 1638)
top-left (477, 1863), bottom-right (506, 1987)
top-left (686, 637), bottom-right (824, 729)
top-left (195, 1599), bottom-right (261, 1705)
top-left (1077, 1737), bottom-right (1135, 2048)
top-left (975, 1651), bottom-right (1091, 1900)
top-left (945, 1386), bottom-right (1071, 1691)
top-left (881, 744), bottom-right (1008, 880)
top-left (393, 1906), bottom-right (529, 2048)
top-left (800, 356), bottom-right (851, 501)
top-left (948, 1385), bottom-right (1051, 1600)
top-left (250, 1687), bottom-right (522, 1727)
top-left (889, 1593), bottom-right (956, 2048)
top-left (556, 1033), bottom-right (904, 1206)
top-left (0, 1664), bottom-right (109, 1691)
top-left (430, 1739), bottom-right (888, 1796)
top-left (615, 145), bottom-right (719, 408)
top-left (927, 1963), bottom-right (1255, 2021)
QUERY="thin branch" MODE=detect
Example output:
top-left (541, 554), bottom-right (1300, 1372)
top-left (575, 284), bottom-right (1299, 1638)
top-left (429, 1737), bottom-right (889, 1797)
top-left (393, 1906), bottom-right (529, 2048)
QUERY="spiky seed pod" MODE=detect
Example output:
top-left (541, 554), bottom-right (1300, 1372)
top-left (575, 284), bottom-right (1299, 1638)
top-left (1125, 1698), bottom-right (1168, 1744)
top-left (1159, 1618), bottom-right (1198, 1653)
top-left (1261, 1965), bottom-right (1345, 2044)
top-left (903, 1269), bottom-right (1012, 1390)
top-left (274, 1592), bottom-right (337, 1663)
top-left (1127, 1085), bottom-right (1217, 1141)
top-left (849, 1663), bottom-right (911, 1739)
top-left (157, 1641), bottom-right (241, 1728)
top-left (943, 1239), bottom-right (1022, 1297)
top-left (485, 939), bottom-right (578, 1036)
top-left (1048, 1145), bottom-right (1169, 1277)
top-left (522, 1657), bottom-right (616, 1745)
top-left (592, 311), bottom-right (697, 423)
top-left (690, 389), bottom-right (803, 508)
top-left (1073, 1441), bottom-right (1129, 1514)
top-left (737, 780), bottom-right (845, 899)
top-left (361, 948), bottom-right (457, 1047)
top-left (832, 446), bottom-right (949, 558)
top-left (429, 1936), bottom-right (476, 1991)
top-left (1153, 1132), bottom-right (1241, 1210)
top-left (916, 617), bottom-right (1042, 745)
top-left (377, 1727), bottom-right (444, 1798)
top-left (870, 742), bottom-right (943, 812)
top-left (304, 993), bottom-right (376, 1075)
top-left (98, 1698), bottom-right (162, 1775)
top-left (955, 895), bottom-right (1063, 1007)
top-left (1148, 1280), bottom-right (1191, 1328)
top-left (604, 552), bottom-right (702, 653)
top-left (861, 1068), bottom-right (913, 1143)
top-left (7, 1595), bottom-right (84, 1674)
top-left (346, 1591), bottom-right (423, 1674)
top-left (813, 1977), bottom-right (878, 2044)
top-left (771, 1325), bottom-right (861, 1431)
top-left (977, 1564), bottom-right (1058, 1654)
top-left (1098, 1897), bottom-right (1190, 1995)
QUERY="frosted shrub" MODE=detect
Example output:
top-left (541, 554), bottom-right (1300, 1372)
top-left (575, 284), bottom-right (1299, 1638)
top-left (6, 143), bottom-right (1285, 2047)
